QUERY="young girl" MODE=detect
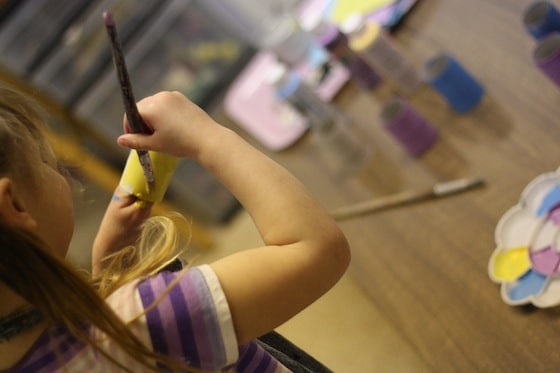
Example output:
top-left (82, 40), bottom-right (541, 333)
top-left (0, 87), bottom-right (350, 372)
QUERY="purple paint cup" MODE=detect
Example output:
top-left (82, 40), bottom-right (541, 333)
top-left (380, 98), bottom-right (438, 157)
top-left (534, 33), bottom-right (560, 87)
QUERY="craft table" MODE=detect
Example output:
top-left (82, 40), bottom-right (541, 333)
top-left (220, 0), bottom-right (560, 370)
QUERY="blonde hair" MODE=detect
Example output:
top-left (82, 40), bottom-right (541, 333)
top-left (93, 212), bottom-right (193, 298)
top-left (0, 85), bottom-right (194, 371)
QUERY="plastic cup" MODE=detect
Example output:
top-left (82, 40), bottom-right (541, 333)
top-left (523, 1), bottom-right (560, 40)
top-left (423, 53), bottom-right (485, 114)
top-left (380, 98), bottom-right (438, 157)
top-left (534, 33), bottom-right (560, 87)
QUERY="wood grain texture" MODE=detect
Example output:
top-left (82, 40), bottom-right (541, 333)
top-left (221, 0), bottom-right (560, 370)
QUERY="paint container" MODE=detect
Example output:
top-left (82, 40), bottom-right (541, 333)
top-left (380, 98), bottom-right (438, 157)
top-left (120, 150), bottom-right (179, 202)
top-left (534, 33), bottom-right (560, 87)
top-left (270, 64), bottom-right (338, 128)
top-left (423, 53), bottom-right (485, 114)
top-left (342, 13), bottom-right (420, 95)
top-left (304, 17), bottom-right (382, 90)
top-left (269, 18), bottom-right (315, 67)
top-left (523, 1), bottom-right (560, 40)
top-left (269, 64), bottom-right (373, 176)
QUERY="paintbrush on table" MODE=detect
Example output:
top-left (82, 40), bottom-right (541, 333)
top-left (330, 177), bottom-right (485, 221)
top-left (103, 10), bottom-right (155, 192)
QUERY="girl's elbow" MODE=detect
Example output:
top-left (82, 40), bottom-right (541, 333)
top-left (334, 233), bottom-right (351, 275)
top-left (323, 228), bottom-right (351, 279)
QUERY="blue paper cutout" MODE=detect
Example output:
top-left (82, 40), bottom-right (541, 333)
top-left (537, 185), bottom-right (560, 217)
top-left (507, 269), bottom-right (547, 301)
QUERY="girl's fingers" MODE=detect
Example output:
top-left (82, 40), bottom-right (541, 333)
top-left (111, 187), bottom-right (135, 206)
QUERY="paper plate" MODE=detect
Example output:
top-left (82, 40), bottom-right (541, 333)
top-left (488, 167), bottom-right (560, 307)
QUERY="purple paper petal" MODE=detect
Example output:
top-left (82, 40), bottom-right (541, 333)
top-left (530, 246), bottom-right (560, 275)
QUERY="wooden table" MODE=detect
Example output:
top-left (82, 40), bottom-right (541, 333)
top-left (222, 0), bottom-right (560, 370)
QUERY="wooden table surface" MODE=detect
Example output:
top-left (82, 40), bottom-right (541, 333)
top-left (223, 0), bottom-right (560, 370)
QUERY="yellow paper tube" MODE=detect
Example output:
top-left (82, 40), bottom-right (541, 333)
top-left (120, 150), bottom-right (179, 202)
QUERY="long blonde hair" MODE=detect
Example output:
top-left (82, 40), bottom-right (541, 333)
top-left (0, 86), bottom-right (194, 371)
top-left (93, 212), bottom-right (192, 299)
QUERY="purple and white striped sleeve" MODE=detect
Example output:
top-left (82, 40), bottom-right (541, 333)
top-left (137, 264), bottom-right (238, 371)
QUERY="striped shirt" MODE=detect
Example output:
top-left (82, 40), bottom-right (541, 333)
top-left (11, 265), bottom-right (291, 372)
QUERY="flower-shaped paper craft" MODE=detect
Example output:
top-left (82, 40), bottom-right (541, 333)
top-left (489, 168), bottom-right (560, 307)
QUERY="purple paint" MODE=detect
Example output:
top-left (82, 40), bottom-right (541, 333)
top-left (102, 11), bottom-right (114, 26)
top-left (380, 98), bottom-right (438, 157)
top-left (534, 33), bottom-right (560, 87)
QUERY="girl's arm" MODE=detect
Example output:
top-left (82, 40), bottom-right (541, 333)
top-left (118, 91), bottom-right (351, 344)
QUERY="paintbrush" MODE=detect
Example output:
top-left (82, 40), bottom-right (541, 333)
top-left (103, 10), bottom-right (155, 192)
top-left (330, 177), bottom-right (485, 221)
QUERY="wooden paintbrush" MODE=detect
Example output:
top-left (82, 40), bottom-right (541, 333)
top-left (330, 177), bottom-right (485, 221)
top-left (103, 10), bottom-right (155, 192)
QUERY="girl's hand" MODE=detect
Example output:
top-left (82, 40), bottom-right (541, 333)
top-left (91, 186), bottom-right (152, 276)
top-left (117, 91), bottom-right (219, 160)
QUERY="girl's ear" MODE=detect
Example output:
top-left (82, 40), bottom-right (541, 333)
top-left (0, 178), bottom-right (38, 230)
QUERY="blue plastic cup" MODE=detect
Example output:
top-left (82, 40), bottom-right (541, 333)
top-left (523, 1), bottom-right (560, 40)
top-left (423, 54), bottom-right (485, 114)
